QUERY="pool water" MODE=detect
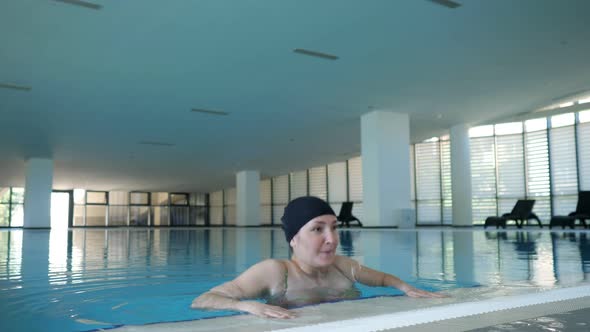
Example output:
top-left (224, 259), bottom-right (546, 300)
top-left (0, 228), bottom-right (589, 331)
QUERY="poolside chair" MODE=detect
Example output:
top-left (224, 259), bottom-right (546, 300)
top-left (484, 199), bottom-right (542, 229)
top-left (549, 191), bottom-right (590, 229)
top-left (337, 202), bottom-right (363, 228)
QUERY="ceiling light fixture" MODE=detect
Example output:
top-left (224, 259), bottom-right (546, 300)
top-left (51, 0), bottom-right (102, 10)
top-left (426, 0), bottom-right (462, 9)
top-left (191, 108), bottom-right (229, 116)
top-left (138, 141), bottom-right (175, 147)
top-left (0, 83), bottom-right (32, 91)
top-left (293, 48), bottom-right (339, 60)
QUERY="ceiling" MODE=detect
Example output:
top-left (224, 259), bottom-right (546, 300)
top-left (1, 0), bottom-right (590, 193)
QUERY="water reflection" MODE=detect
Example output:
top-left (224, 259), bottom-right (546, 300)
top-left (0, 228), bottom-right (590, 331)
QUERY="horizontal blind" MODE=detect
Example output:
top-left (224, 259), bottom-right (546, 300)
top-left (308, 166), bottom-right (327, 200)
top-left (290, 171), bottom-right (308, 199)
top-left (209, 190), bottom-right (223, 225)
top-left (440, 140), bottom-right (452, 224)
top-left (224, 188), bottom-right (236, 206)
top-left (224, 188), bottom-right (236, 225)
top-left (347, 156), bottom-right (363, 202)
top-left (496, 134), bottom-right (525, 198)
top-left (525, 129), bottom-right (551, 222)
top-left (327, 162), bottom-right (347, 203)
top-left (260, 179), bottom-right (272, 224)
top-left (272, 205), bottom-right (285, 225)
top-left (415, 142), bottom-right (441, 224)
top-left (410, 145), bottom-right (416, 201)
top-left (470, 137), bottom-right (497, 223)
top-left (210, 191), bottom-right (223, 206)
top-left (260, 179), bottom-right (271, 205)
top-left (579, 122), bottom-right (590, 190)
top-left (272, 175), bottom-right (289, 204)
top-left (550, 126), bottom-right (578, 195)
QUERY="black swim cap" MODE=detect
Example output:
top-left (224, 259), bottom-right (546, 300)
top-left (281, 196), bottom-right (336, 243)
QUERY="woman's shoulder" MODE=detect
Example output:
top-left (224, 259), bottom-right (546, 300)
top-left (252, 258), bottom-right (288, 274)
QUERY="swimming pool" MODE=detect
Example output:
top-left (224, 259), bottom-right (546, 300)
top-left (0, 228), bottom-right (589, 331)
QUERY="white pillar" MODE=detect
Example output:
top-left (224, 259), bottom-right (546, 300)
top-left (24, 158), bottom-right (53, 228)
top-left (361, 111), bottom-right (411, 227)
top-left (450, 124), bottom-right (473, 226)
top-left (236, 170), bottom-right (260, 226)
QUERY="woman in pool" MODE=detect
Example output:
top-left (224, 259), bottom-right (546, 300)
top-left (191, 196), bottom-right (445, 318)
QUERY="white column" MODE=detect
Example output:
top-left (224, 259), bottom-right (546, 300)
top-left (361, 111), bottom-right (411, 227)
top-left (236, 170), bottom-right (260, 226)
top-left (450, 124), bottom-right (473, 226)
top-left (23, 158), bottom-right (53, 228)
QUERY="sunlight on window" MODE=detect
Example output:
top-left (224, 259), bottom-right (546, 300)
top-left (494, 122), bottom-right (523, 135)
top-left (423, 137), bottom-right (439, 142)
top-left (74, 189), bottom-right (85, 205)
top-left (579, 110), bottom-right (590, 123)
top-left (469, 125), bottom-right (494, 137)
top-left (525, 118), bottom-right (547, 132)
top-left (440, 135), bottom-right (450, 141)
top-left (551, 113), bottom-right (575, 128)
top-left (579, 97), bottom-right (590, 104)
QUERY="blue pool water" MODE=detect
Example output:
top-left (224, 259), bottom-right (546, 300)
top-left (1, 228), bottom-right (589, 331)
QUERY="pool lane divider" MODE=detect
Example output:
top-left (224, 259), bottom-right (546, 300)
top-left (270, 285), bottom-right (590, 332)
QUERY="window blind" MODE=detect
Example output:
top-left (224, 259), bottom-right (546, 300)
top-left (308, 166), bottom-right (327, 200)
top-left (415, 141), bottom-right (441, 224)
top-left (525, 128), bottom-right (551, 222)
top-left (440, 139), bottom-right (452, 225)
top-left (289, 171), bottom-right (308, 199)
top-left (327, 162), bottom-right (347, 203)
top-left (347, 157), bottom-right (363, 202)
top-left (578, 122), bottom-right (590, 190)
top-left (470, 137), bottom-right (497, 223)
top-left (260, 179), bottom-right (272, 224)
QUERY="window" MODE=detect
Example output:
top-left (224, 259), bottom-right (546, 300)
top-left (0, 188), bottom-right (23, 227)
top-left (209, 191), bottom-right (224, 225)
top-left (289, 171), bottom-right (307, 199)
top-left (415, 140), bottom-right (442, 224)
top-left (327, 162), bottom-right (347, 211)
top-left (260, 179), bottom-right (272, 224)
top-left (525, 121), bottom-right (551, 222)
top-left (308, 166), bottom-right (327, 200)
top-left (550, 115), bottom-right (578, 215)
top-left (272, 175), bottom-right (289, 224)
top-left (470, 136), bottom-right (497, 224)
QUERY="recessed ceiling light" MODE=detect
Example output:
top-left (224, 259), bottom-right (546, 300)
top-left (426, 0), bottom-right (462, 9)
top-left (51, 0), bottom-right (102, 10)
top-left (191, 108), bottom-right (229, 116)
top-left (293, 48), bottom-right (339, 60)
top-left (138, 141), bottom-right (175, 147)
top-left (0, 83), bottom-right (32, 91)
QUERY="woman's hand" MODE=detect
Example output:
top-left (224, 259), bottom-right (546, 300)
top-left (237, 301), bottom-right (297, 319)
top-left (401, 285), bottom-right (448, 298)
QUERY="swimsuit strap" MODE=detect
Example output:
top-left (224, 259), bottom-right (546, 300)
top-left (282, 260), bottom-right (289, 294)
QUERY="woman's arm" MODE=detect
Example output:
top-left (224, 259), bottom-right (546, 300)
top-left (334, 256), bottom-right (446, 298)
top-left (191, 259), bottom-right (296, 318)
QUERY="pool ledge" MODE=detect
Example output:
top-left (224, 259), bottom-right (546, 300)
top-left (112, 285), bottom-right (590, 332)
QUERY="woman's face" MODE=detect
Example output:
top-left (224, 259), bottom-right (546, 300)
top-left (290, 214), bottom-right (339, 268)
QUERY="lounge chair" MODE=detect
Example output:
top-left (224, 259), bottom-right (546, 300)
top-left (549, 191), bottom-right (590, 229)
top-left (337, 202), bottom-right (363, 228)
top-left (484, 199), bottom-right (542, 229)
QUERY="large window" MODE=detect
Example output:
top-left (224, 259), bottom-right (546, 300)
top-left (412, 109), bottom-right (590, 225)
top-left (0, 188), bottom-right (24, 227)
top-left (71, 190), bottom-right (208, 227)
top-left (414, 137), bottom-right (451, 225)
